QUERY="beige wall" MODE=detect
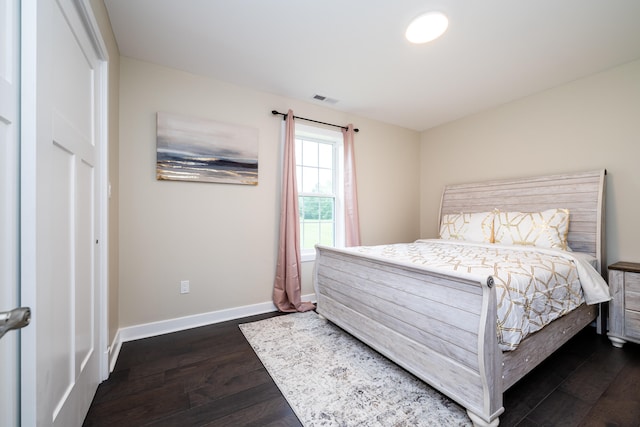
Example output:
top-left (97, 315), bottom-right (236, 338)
top-left (118, 57), bottom-right (420, 327)
top-left (115, 34), bottom-right (639, 331)
top-left (420, 59), bottom-right (640, 266)
top-left (90, 0), bottom-right (120, 346)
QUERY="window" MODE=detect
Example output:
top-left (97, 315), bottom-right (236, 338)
top-left (295, 124), bottom-right (344, 261)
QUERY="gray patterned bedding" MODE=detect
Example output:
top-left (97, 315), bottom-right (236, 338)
top-left (347, 239), bottom-right (610, 351)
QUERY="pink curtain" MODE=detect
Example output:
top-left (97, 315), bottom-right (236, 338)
top-left (273, 110), bottom-right (315, 312)
top-left (343, 124), bottom-right (361, 246)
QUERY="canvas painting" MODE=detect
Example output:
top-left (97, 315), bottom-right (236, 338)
top-left (156, 112), bottom-right (259, 185)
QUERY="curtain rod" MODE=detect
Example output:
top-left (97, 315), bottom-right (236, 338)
top-left (271, 110), bottom-right (359, 133)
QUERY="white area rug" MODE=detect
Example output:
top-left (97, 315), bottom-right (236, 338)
top-left (239, 311), bottom-right (471, 426)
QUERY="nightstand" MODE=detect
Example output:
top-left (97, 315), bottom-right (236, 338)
top-left (608, 262), bottom-right (640, 348)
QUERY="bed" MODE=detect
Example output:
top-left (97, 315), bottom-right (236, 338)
top-left (313, 170), bottom-right (609, 427)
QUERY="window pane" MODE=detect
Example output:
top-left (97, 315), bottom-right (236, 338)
top-left (318, 197), bottom-right (334, 220)
top-left (300, 196), bottom-right (320, 220)
top-left (319, 221), bottom-right (334, 246)
top-left (318, 143), bottom-right (333, 169)
top-left (301, 166), bottom-right (318, 193)
top-left (302, 140), bottom-right (318, 166)
top-left (298, 197), bottom-right (306, 220)
top-left (296, 166), bottom-right (302, 191)
top-left (318, 168), bottom-right (333, 194)
top-left (295, 139), bottom-right (302, 165)
top-left (301, 221), bottom-right (320, 250)
top-left (299, 196), bottom-right (335, 248)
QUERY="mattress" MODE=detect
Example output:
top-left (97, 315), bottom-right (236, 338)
top-left (344, 239), bottom-right (609, 351)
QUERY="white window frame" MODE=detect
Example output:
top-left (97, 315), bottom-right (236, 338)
top-left (295, 123), bottom-right (344, 262)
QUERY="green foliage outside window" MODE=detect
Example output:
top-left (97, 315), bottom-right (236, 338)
top-left (300, 196), bottom-right (334, 220)
top-left (300, 196), bottom-right (334, 250)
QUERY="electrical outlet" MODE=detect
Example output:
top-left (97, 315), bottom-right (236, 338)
top-left (180, 280), bottom-right (190, 294)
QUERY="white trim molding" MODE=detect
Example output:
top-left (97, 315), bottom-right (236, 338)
top-left (108, 330), bottom-right (122, 373)
top-left (108, 294), bottom-right (316, 372)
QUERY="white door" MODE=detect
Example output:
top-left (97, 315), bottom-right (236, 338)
top-left (21, 0), bottom-right (108, 425)
top-left (0, 0), bottom-right (21, 426)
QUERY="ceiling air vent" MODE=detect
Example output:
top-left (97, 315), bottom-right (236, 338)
top-left (313, 94), bottom-right (339, 105)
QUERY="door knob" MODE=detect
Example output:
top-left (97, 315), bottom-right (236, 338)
top-left (0, 307), bottom-right (31, 340)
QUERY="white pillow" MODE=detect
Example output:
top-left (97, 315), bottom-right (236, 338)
top-left (494, 208), bottom-right (570, 250)
top-left (439, 211), bottom-right (494, 243)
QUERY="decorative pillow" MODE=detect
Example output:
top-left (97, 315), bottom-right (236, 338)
top-left (439, 211), bottom-right (494, 243)
top-left (493, 208), bottom-right (570, 250)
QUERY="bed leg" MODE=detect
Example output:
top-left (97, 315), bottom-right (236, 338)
top-left (467, 410), bottom-right (499, 427)
top-left (608, 336), bottom-right (626, 348)
top-left (317, 313), bottom-right (326, 321)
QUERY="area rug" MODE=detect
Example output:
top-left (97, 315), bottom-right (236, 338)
top-left (239, 311), bottom-right (471, 426)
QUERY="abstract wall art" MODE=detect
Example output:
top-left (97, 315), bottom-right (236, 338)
top-left (156, 112), bottom-right (259, 185)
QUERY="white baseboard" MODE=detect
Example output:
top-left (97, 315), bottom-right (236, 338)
top-left (108, 330), bottom-right (122, 373)
top-left (107, 293), bottom-right (316, 372)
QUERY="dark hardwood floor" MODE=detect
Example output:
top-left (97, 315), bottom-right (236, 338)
top-left (83, 312), bottom-right (640, 427)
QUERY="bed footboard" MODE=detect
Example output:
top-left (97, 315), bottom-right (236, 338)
top-left (314, 246), bottom-right (504, 426)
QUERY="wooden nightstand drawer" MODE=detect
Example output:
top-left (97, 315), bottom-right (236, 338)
top-left (627, 291), bottom-right (640, 311)
top-left (625, 310), bottom-right (640, 341)
top-left (626, 272), bottom-right (640, 293)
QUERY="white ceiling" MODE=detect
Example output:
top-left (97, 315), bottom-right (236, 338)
top-left (104, 0), bottom-right (640, 131)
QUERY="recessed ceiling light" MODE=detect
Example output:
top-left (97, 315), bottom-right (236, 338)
top-left (405, 11), bottom-right (449, 44)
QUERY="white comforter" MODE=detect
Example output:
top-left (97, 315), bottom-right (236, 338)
top-left (347, 239), bottom-right (610, 350)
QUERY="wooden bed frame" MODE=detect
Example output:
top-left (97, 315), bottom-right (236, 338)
top-left (313, 170), bottom-right (606, 427)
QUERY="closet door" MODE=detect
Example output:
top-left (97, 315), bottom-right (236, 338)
top-left (20, 0), bottom-right (108, 425)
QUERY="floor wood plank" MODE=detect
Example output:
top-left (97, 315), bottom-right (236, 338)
top-left (84, 312), bottom-right (640, 427)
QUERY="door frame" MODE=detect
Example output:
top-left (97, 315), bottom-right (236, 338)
top-left (0, 0), bottom-right (21, 425)
top-left (77, 0), bottom-right (111, 384)
top-left (20, 0), bottom-right (109, 424)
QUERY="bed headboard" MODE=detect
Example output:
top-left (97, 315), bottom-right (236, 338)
top-left (439, 170), bottom-right (607, 272)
